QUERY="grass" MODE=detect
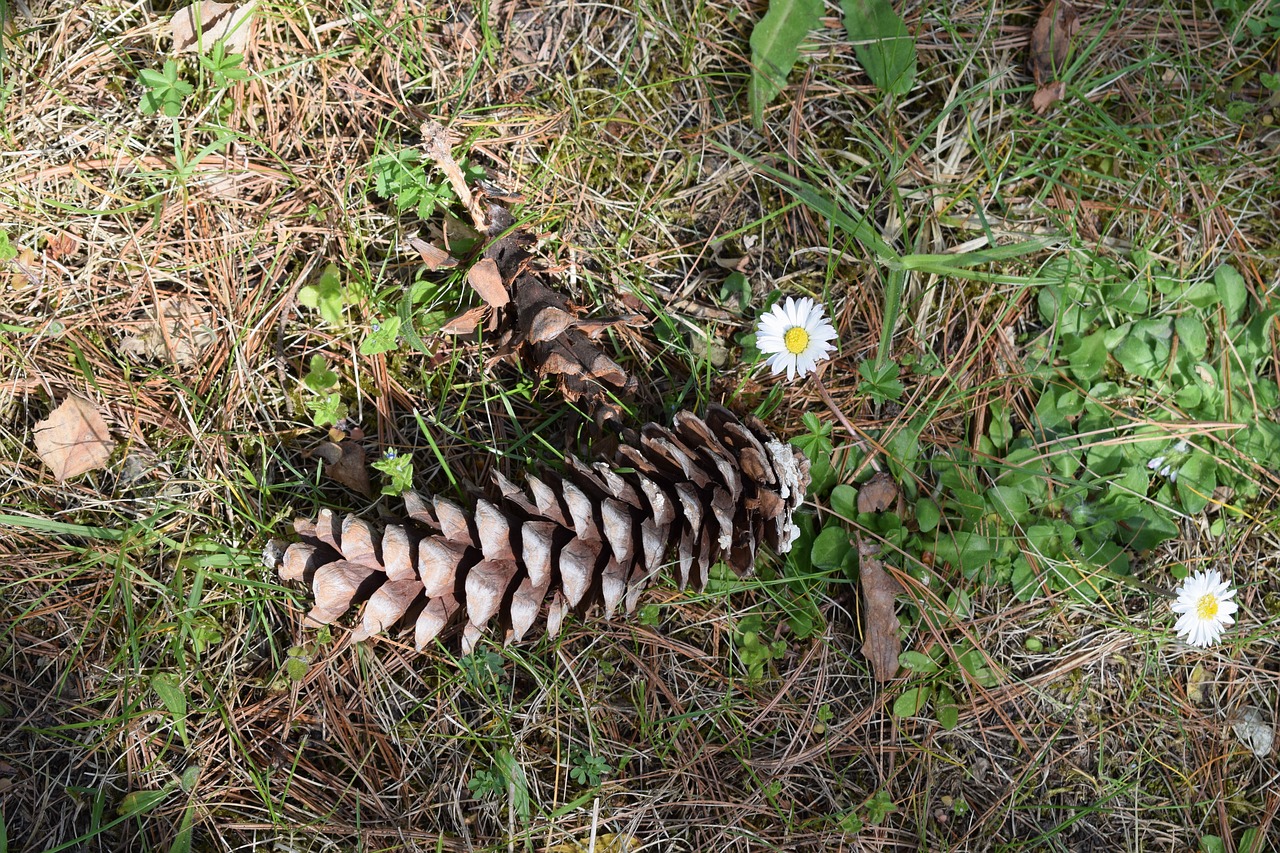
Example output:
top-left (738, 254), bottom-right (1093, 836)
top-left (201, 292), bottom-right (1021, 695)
top-left (3, 0), bottom-right (1280, 850)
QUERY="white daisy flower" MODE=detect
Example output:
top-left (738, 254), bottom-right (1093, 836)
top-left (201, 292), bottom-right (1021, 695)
top-left (1171, 569), bottom-right (1238, 648)
top-left (755, 296), bottom-right (838, 381)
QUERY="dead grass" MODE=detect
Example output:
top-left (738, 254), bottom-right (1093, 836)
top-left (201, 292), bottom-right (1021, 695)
top-left (3, 0), bottom-right (1280, 850)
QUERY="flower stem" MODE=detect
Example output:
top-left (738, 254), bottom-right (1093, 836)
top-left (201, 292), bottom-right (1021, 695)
top-left (812, 367), bottom-right (883, 475)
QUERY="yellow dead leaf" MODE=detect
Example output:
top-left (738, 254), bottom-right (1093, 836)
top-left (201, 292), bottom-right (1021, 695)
top-left (171, 1), bottom-right (256, 54)
top-left (33, 395), bottom-right (115, 482)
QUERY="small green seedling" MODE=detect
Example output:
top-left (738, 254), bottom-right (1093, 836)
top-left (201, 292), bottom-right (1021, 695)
top-left (139, 59), bottom-right (195, 116)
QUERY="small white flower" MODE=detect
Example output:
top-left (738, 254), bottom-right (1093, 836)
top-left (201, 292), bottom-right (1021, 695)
top-left (1171, 569), bottom-right (1238, 647)
top-left (755, 296), bottom-right (838, 381)
top-left (1148, 440), bottom-right (1191, 482)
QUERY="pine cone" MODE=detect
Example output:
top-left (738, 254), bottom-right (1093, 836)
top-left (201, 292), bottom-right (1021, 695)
top-left (482, 204), bottom-right (639, 427)
top-left (279, 406), bottom-right (809, 653)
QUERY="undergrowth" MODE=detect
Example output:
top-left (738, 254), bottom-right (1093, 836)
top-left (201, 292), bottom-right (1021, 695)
top-left (2, 1), bottom-right (1280, 851)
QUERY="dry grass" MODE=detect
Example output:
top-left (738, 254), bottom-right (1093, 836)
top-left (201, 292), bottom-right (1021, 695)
top-left (3, 0), bottom-right (1280, 850)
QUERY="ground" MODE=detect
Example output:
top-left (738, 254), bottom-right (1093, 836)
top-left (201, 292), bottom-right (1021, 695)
top-left (2, 1), bottom-right (1280, 851)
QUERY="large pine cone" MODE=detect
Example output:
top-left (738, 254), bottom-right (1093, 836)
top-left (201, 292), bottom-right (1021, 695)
top-left (279, 406), bottom-right (809, 653)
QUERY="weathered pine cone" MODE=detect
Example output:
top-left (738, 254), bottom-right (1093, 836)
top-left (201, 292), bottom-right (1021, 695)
top-left (279, 406), bottom-right (809, 653)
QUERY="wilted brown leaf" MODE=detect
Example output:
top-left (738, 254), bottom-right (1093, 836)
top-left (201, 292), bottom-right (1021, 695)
top-left (312, 438), bottom-right (372, 497)
top-left (1029, 0), bottom-right (1079, 114)
top-left (406, 235), bottom-right (458, 271)
top-left (421, 120), bottom-right (486, 230)
top-left (467, 257), bottom-right (510, 308)
top-left (33, 395), bottom-right (116, 482)
top-left (439, 305), bottom-right (489, 335)
top-left (45, 232), bottom-right (78, 260)
top-left (171, 1), bottom-right (256, 54)
top-left (119, 297), bottom-right (215, 367)
top-left (857, 537), bottom-right (901, 682)
top-left (1032, 80), bottom-right (1067, 114)
top-left (857, 472), bottom-right (899, 514)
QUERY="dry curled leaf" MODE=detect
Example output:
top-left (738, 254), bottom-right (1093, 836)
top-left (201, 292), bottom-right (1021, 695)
top-left (171, 1), bottom-right (256, 54)
top-left (439, 305), bottom-right (489, 335)
top-left (857, 472), bottom-right (899, 514)
top-left (119, 297), bottom-right (215, 367)
top-left (1029, 0), bottom-right (1079, 114)
top-left (467, 257), bottom-right (510, 308)
top-left (32, 395), bottom-right (116, 482)
top-left (1231, 706), bottom-right (1274, 758)
top-left (406, 235), bottom-right (458, 271)
top-left (311, 438), bottom-right (372, 497)
top-left (857, 537), bottom-right (901, 682)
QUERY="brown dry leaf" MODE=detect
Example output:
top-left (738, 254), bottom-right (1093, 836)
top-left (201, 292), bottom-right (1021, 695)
top-left (32, 395), bottom-right (115, 482)
top-left (467, 257), bottom-right (510, 307)
top-left (857, 537), bottom-right (901, 682)
top-left (439, 305), bottom-right (488, 335)
top-left (171, 1), bottom-right (256, 54)
top-left (421, 120), bottom-right (486, 231)
top-left (406, 235), bottom-right (458, 271)
top-left (857, 472), bottom-right (899, 514)
top-left (312, 439), bottom-right (372, 497)
top-left (45, 232), bottom-right (78, 260)
top-left (1029, 0), bottom-right (1079, 113)
top-left (119, 297), bottom-right (216, 368)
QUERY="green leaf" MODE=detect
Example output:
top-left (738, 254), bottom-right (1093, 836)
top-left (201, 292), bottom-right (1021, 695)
top-left (1174, 315), bottom-right (1208, 360)
top-left (138, 67), bottom-right (170, 88)
top-left (1176, 451), bottom-right (1217, 514)
top-left (829, 484), bottom-right (858, 519)
top-left (298, 263), bottom-right (345, 324)
top-left (359, 315), bottom-right (402, 355)
top-left (858, 359), bottom-right (905, 403)
top-left (914, 497), bottom-right (940, 533)
top-left (988, 399), bottom-right (1012, 448)
top-left (811, 525), bottom-right (852, 569)
top-left (118, 786), bottom-right (174, 818)
top-left (841, 0), bottom-right (916, 96)
top-left (305, 392), bottom-right (347, 427)
top-left (285, 656), bottom-right (308, 681)
top-left (892, 686), bottom-right (930, 717)
top-left (1065, 330), bottom-right (1108, 382)
top-left (169, 800), bottom-right (196, 853)
top-left (1215, 264), bottom-right (1247, 324)
top-left (1198, 836), bottom-right (1226, 853)
top-left (152, 673), bottom-right (189, 747)
top-left (935, 685), bottom-right (959, 730)
top-left (302, 354), bottom-right (339, 393)
top-left (863, 789), bottom-right (897, 824)
top-left (372, 450), bottom-right (415, 496)
top-left (930, 531), bottom-right (993, 578)
top-left (0, 229), bottom-right (15, 262)
top-left (748, 0), bottom-right (823, 130)
top-left (899, 650), bottom-right (938, 673)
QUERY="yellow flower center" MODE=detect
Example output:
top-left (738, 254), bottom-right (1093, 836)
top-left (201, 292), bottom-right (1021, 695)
top-left (1196, 593), bottom-right (1220, 620)
top-left (784, 326), bottom-right (810, 355)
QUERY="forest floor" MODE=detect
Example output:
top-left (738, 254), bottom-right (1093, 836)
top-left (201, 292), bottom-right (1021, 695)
top-left (3, 1), bottom-right (1280, 851)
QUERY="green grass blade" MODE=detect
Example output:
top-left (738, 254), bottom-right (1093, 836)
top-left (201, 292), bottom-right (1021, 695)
top-left (841, 0), bottom-right (917, 96)
top-left (748, 0), bottom-right (823, 130)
